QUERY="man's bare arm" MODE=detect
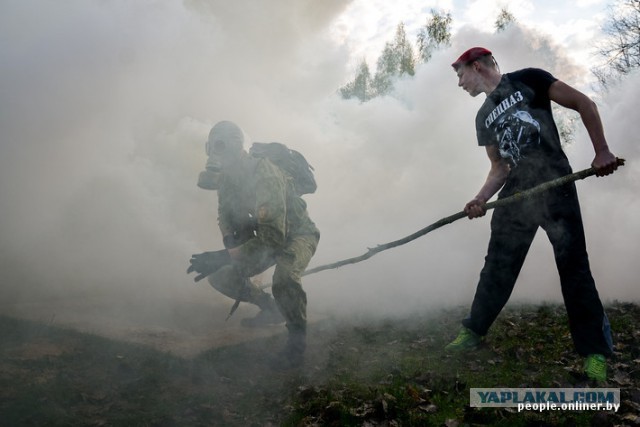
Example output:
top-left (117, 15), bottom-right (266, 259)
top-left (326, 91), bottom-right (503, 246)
top-left (549, 80), bottom-right (618, 176)
top-left (465, 144), bottom-right (510, 219)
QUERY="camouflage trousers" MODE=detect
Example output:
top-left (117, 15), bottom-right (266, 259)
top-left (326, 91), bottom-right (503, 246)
top-left (208, 233), bottom-right (319, 332)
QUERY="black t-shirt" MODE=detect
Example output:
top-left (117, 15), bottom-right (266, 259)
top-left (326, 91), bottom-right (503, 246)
top-left (475, 68), bottom-right (572, 194)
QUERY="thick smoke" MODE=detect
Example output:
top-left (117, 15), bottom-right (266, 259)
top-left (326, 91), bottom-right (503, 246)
top-left (306, 24), bottom-right (639, 317)
top-left (0, 1), bottom-right (637, 339)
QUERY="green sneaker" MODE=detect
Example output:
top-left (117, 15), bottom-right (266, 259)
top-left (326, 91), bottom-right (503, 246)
top-left (445, 327), bottom-right (481, 352)
top-left (584, 354), bottom-right (607, 382)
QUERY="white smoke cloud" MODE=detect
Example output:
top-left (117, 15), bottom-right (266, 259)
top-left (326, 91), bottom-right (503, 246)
top-left (0, 1), bottom-right (637, 336)
top-left (304, 23), bottom-right (640, 317)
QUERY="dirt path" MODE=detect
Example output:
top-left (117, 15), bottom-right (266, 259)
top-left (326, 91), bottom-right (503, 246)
top-left (0, 292), bottom-right (292, 358)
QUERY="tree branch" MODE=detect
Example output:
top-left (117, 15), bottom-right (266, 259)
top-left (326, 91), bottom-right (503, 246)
top-left (301, 158), bottom-right (625, 277)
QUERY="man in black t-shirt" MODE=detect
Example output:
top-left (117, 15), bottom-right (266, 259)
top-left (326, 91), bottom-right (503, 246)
top-left (445, 47), bottom-right (620, 382)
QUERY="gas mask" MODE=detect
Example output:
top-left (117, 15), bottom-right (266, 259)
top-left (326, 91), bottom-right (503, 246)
top-left (197, 121), bottom-right (245, 190)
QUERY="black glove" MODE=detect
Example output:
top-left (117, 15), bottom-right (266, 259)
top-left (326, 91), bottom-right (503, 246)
top-left (186, 250), bottom-right (231, 282)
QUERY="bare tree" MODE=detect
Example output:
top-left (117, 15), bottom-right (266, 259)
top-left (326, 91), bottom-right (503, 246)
top-left (593, 0), bottom-right (640, 88)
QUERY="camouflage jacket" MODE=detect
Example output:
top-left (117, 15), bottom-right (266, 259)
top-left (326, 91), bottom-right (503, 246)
top-left (217, 157), bottom-right (319, 254)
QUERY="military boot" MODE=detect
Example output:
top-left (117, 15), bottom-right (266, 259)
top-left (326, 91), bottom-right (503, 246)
top-left (240, 292), bottom-right (285, 328)
top-left (270, 328), bottom-right (306, 371)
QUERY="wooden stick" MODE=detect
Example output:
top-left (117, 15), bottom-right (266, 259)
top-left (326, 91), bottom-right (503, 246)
top-left (301, 158), bottom-right (625, 277)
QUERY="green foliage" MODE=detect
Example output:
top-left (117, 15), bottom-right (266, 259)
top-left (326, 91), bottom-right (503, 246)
top-left (339, 59), bottom-right (373, 102)
top-left (370, 43), bottom-right (397, 96)
top-left (340, 22), bottom-right (416, 100)
top-left (371, 22), bottom-right (416, 97)
top-left (417, 9), bottom-right (453, 62)
top-left (495, 7), bottom-right (517, 32)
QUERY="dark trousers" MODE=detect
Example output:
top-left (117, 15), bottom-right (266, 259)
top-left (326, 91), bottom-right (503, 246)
top-left (462, 183), bottom-right (613, 356)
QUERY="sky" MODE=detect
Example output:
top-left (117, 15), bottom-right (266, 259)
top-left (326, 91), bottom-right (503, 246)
top-left (0, 0), bottom-right (637, 330)
top-left (333, 0), bottom-right (610, 84)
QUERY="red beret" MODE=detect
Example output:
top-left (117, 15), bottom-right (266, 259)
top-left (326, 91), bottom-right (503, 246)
top-left (451, 47), bottom-right (492, 70)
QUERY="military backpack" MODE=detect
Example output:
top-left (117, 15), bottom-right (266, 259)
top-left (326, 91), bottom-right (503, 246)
top-left (249, 142), bottom-right (317, 196)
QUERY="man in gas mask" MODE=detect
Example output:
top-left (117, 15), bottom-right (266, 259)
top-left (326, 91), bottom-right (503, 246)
top-left (188, 120), bottom-right (320, 369)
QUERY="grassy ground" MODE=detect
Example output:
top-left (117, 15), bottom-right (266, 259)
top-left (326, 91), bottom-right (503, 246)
top-left (1, 302), bottom-right (639, 426)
